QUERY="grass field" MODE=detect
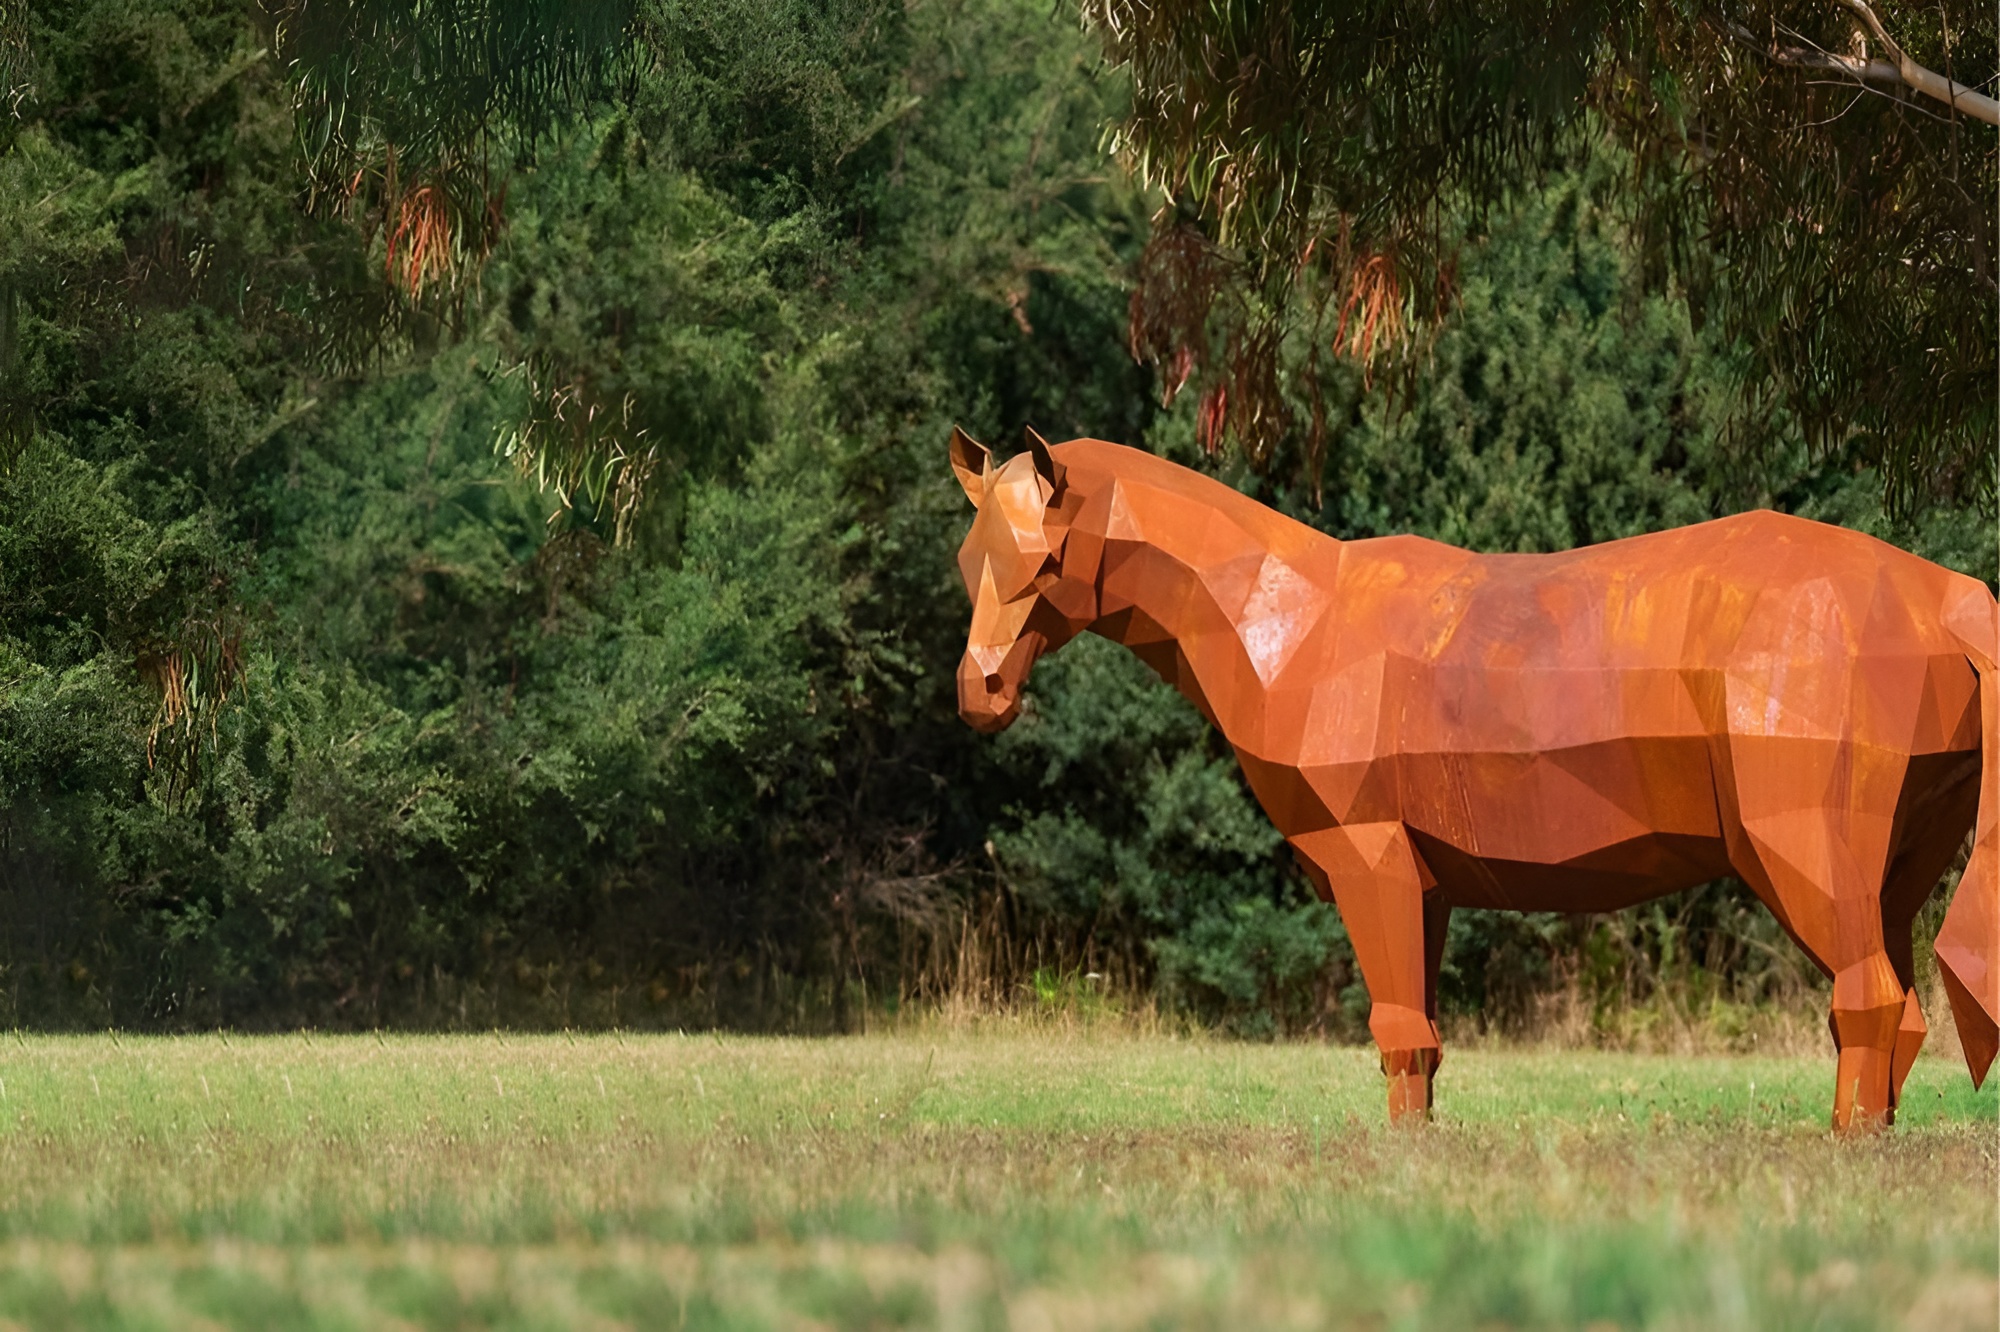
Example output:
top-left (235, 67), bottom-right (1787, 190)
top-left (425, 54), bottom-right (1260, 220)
top-left (0, 1029), bottom-right (1990, 1330)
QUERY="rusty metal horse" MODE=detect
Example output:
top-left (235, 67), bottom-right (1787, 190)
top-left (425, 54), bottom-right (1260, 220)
top-left (950, 429), bottom-right (1997, 1131)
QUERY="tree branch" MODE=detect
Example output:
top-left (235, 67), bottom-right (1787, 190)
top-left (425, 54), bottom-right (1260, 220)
top-left (1827, 0), bottom-right (1999, 126)
top-left (1768, 45), bottom-right (1906, 89)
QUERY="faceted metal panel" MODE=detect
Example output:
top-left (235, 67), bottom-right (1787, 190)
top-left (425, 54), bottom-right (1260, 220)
top-left (951, 431), bottom-right (1998, 1131)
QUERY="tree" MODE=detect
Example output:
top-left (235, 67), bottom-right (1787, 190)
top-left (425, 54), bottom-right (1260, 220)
top-left (270, 0), bottom-right (630, 297)
top-left (1083, 0), bottom-right (1997, 517)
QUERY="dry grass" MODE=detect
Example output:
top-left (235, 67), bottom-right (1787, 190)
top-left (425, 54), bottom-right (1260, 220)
top-left (0, 1030), bottom-right (1991, 1328)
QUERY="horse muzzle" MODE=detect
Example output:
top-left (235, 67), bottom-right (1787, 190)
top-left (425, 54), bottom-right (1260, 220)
top-left (956, 636), bottom-right (1042, 734)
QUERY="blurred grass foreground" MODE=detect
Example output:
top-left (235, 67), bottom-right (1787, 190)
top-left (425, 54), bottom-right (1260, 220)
top-left (0, 1030), bottom-right (1991, 1330)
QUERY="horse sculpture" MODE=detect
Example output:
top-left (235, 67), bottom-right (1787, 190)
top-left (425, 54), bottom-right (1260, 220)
top-left (949, 428), bottom-right (1997, 1131)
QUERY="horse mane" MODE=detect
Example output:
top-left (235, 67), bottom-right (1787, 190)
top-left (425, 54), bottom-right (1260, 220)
top-left (1051, 438), bottom-right (1336, 561)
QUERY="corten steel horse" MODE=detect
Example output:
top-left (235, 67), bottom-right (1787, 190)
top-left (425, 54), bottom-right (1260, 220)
top-left (949, 429), bottom-right (1998, 1131)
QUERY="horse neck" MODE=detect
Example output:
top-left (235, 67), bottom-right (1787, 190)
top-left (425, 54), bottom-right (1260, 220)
top-left (1064, 463), bottom-right (1335, 732)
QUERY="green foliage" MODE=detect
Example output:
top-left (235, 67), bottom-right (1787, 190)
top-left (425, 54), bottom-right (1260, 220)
top-left (0, 0), bottom-right (1165, 1028)
top-left (1085, 0), bottom-right (1998, 516)
top-left (278, 0), bottom-right (632, 180)
top-left (0, 0), bottom-right (1990, 1038)
top-left (1306, 170), bottom-right (1724, 553)
top-left (991, 635), bottom-right (1353, 1035)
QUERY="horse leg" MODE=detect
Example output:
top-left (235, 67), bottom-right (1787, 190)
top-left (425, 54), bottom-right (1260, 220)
top-left (1882, 930), bottom-right (1927, 1121)
top-left (1826, 946), bottom-right (1910, 1134)
top-left (1730, 780), bottom-right (1905, 1133)
top-left (1880, 880), bottom-right (1930, 1116)
top-left (1420, 894), bottom-right (1452, 1109)
top-left (1291, 823), bottom-right (1440, 1123)
top-left (1877, 801), bottom-right (1976, 1113)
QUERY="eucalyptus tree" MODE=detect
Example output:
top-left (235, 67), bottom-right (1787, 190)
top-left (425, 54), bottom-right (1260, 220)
top-left (1083, 0), bottom-right (1997, 517)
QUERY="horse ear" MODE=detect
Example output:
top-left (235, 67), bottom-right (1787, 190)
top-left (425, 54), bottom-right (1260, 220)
top-left (1025, 426), bottom-right (1065, 493)
top-left (949, 426), bottom-right (990, 507)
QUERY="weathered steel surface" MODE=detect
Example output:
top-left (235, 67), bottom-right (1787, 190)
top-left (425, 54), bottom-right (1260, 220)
top-left (951, 430), bottom-right (1997, 1130)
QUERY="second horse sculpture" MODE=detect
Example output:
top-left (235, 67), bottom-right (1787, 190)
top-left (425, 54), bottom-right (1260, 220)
top-left (950, 429), bottom-right (1997, 1131)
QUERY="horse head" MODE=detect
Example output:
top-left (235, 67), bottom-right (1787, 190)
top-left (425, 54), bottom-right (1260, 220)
top-left (949, 426), bottom-right (1087, 733)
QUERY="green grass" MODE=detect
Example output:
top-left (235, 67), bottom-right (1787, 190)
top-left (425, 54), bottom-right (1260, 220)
top-left (0, 1030), bottom-right (1991, 1329)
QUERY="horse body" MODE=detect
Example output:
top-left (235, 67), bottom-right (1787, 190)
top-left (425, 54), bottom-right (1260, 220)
top-left (951, 431), bottom-right (1998, 1130)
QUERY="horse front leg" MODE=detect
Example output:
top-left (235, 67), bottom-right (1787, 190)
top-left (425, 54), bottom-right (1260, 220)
top-left (1291, 822), bottom-right (1444, 1123)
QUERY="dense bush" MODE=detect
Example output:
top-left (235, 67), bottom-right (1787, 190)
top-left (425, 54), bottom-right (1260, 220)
top-left (0, 0), bottom-right (1991, 1034)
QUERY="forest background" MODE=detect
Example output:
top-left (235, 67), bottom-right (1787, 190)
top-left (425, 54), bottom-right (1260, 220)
top-left (0, 0), bottom-right (1993, 1039)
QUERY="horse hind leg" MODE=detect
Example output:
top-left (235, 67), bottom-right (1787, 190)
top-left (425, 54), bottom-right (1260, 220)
top-left (1729, 749), bottom-right (1908, 1132)
top-left (1878, 774), bottom-right (1982, 1113)
top-left (1826, 949), bottom-right (1906, 1133)
top-left (1418, 892), bottom-right (1452, 1112)
top-left (1879, 877), bottom-right (1931, 1121)
top-left (1936, 583), bottom-right (1998, 1090)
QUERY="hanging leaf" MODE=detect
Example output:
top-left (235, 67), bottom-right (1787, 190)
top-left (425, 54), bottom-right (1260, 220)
top-left (269, 0), bottom-right (634, 296)
top-left (1084, 0), bottom-right (1997, 516)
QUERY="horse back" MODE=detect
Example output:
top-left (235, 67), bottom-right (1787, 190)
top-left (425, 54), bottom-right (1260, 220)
top-left (1312, 510), bottom-right (1980, 754)
top-left (1242, 511), bottom-right (1982, 911)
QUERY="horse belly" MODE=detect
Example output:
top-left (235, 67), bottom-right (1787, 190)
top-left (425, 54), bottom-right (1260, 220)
top-left (1394, 736), bottom-right (1731, 912)
top-left (1415, 832), bottom-right (1734, 912)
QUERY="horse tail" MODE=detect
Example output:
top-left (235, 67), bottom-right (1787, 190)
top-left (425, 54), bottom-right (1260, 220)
top-left (1936, 576), bottom-right (1999, 1089)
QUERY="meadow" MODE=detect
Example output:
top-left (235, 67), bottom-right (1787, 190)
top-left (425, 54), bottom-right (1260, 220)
top-left (0, 1029), bottom-right (1989, 1330)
